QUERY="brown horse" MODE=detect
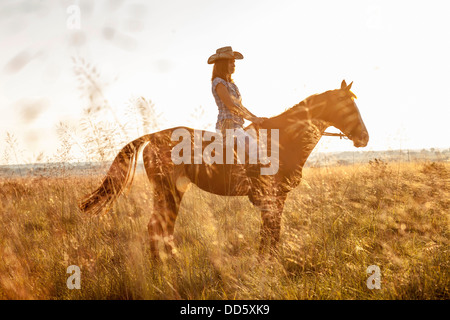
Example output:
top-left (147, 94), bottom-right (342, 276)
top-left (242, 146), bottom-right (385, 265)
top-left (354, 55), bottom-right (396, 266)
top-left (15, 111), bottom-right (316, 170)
top-left (79, 80), bottom-right (369, 259)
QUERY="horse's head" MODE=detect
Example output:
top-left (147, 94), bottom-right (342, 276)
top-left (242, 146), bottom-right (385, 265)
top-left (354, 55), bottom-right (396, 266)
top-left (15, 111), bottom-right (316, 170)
top-left (325, 80), bottom-right (369, 148)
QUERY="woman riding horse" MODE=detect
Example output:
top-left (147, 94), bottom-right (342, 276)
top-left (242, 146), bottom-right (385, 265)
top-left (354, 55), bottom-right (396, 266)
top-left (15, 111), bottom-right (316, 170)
top-left (79, 79), bottom-right (369, 260)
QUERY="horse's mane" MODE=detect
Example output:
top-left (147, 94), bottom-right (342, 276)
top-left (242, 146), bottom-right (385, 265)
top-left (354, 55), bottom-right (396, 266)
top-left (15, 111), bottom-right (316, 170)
top-left (271, 90), bottom-right (331, 121)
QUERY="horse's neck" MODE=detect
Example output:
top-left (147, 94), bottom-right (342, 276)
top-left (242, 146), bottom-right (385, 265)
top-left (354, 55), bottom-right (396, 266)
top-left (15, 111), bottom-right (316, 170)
top-left (267, 95), bottom-right (331, 186)
top-left (279, 118), bottom-right (328, 168)
top-left (276, 94), bottom-right (330, 143)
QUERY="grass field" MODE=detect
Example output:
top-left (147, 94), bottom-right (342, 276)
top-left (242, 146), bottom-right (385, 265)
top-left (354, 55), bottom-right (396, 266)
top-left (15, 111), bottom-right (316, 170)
top-left (0, 160), bottom-right (448, 299)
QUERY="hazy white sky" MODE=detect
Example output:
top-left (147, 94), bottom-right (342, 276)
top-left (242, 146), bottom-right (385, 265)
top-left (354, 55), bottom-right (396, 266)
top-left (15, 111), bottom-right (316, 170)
top-left (0, 0), bottom-right (449, 164)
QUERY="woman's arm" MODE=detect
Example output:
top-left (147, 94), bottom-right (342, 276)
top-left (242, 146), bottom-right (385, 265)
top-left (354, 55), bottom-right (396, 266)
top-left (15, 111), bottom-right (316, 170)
top-left (216, 83), bottom-right (263, 123)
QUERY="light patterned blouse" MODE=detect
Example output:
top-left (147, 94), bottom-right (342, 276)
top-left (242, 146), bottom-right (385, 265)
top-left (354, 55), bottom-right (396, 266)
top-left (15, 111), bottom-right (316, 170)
top-left (212, 77), bottom-right (245, 130)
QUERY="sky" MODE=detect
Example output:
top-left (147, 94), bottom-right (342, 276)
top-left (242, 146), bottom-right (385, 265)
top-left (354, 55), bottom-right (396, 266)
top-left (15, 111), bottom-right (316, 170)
top-left (0, 0), bottom-right (449, 164)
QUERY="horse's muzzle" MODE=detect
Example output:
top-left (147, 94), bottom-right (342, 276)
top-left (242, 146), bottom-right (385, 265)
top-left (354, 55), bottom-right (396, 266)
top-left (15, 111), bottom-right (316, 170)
top-left (353, 131), bottom-right (369, 148)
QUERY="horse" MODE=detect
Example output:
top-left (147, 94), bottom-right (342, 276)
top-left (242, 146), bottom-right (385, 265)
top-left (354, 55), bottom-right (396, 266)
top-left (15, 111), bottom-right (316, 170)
top-left (79, 80), bottom-right (369, 259)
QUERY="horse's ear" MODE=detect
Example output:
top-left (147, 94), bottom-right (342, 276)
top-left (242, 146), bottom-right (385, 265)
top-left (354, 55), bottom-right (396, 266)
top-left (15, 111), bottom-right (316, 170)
top-left (346, 81), bottom-right (353, 91)
top-left (341, 80), bottom-right (347, 89)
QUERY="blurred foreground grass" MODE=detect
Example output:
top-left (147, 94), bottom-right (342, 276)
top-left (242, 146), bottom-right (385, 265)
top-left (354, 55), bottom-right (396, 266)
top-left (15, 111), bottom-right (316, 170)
top-left (0, 161), bottom-right (448, 299)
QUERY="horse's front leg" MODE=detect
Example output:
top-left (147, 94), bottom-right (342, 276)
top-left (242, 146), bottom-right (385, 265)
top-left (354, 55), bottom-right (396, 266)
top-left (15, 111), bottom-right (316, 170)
top-left (255, 192), bottom-right (287, 255)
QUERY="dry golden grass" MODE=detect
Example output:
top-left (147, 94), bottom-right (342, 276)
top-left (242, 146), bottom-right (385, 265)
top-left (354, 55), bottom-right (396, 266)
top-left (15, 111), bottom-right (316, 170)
top-left (0, 160), bottom-right (448, 300)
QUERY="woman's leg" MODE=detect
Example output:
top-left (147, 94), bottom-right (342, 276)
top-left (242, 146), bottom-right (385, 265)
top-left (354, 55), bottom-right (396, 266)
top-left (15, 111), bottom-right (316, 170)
top-left (216, 120), bottom-right (259, 164)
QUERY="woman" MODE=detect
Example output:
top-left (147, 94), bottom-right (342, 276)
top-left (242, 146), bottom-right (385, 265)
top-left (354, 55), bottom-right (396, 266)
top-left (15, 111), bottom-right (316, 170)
top-left (208, 46), bottom-right (266, 145)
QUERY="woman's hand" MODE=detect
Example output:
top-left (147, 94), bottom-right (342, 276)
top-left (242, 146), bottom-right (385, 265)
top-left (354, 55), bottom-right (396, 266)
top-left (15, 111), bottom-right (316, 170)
top-left (250, 117), bottom-right (268, 124)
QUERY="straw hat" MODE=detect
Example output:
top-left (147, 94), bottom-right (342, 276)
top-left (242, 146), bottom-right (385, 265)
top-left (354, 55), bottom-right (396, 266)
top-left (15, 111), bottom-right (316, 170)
top-left (207, 46), bottom-right (243, 64)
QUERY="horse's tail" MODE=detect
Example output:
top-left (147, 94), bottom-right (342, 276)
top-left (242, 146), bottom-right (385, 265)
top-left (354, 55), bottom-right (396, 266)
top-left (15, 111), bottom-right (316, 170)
top-left (79, 135), bottom-right (151, 215)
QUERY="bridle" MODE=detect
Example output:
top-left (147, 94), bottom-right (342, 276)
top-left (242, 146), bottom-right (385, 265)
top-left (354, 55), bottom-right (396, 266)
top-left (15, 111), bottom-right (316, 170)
top-left (321, 92), bottom-right (357, 141)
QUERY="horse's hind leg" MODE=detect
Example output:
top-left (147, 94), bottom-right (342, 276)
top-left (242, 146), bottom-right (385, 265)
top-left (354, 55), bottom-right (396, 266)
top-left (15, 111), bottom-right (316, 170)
top-left (143, 142), bottom-right (185, 260)
top-left (147, 178), bottom-right (183, 260)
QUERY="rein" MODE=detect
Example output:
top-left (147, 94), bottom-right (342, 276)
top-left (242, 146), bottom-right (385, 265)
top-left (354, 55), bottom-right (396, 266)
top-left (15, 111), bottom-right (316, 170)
top-left (323, 132), bottom-right (348, 140)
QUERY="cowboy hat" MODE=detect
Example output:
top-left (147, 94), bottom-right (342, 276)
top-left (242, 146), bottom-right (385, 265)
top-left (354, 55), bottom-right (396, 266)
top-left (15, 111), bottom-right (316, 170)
top-left (207, 46), bottom-right (243, 64)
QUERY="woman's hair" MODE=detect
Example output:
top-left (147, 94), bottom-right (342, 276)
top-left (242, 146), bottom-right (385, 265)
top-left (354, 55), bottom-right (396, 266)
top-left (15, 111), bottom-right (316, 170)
top-left (211, 59), bottom-right (233, 82)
